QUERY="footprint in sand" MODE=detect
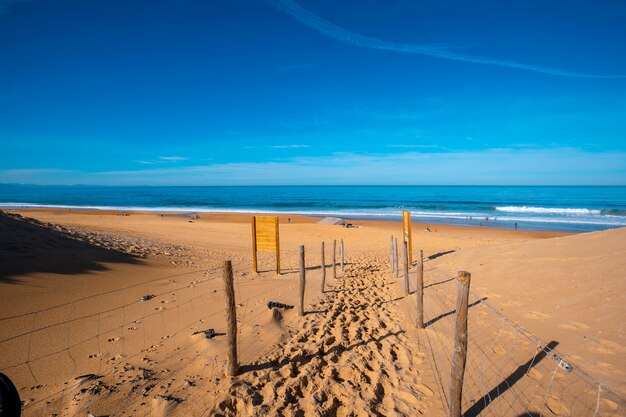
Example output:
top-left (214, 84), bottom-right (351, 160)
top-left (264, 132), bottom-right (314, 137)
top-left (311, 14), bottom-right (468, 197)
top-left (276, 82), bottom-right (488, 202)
top-left (523, 310), bottom-right (550, 320)
top-left (504, 301), bottom-right (523, 307)
top-left (491, 345), bottom-right (507, 355)
top-left (558, 321), bottom-right (590, 331)
top-left (588, 338), bottom-right (622, 355)
top-left (545, 395), bottom-right (570, 416)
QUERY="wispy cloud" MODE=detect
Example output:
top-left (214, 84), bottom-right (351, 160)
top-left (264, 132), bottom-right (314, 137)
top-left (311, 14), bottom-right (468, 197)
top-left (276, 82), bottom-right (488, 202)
top-left (159, 156), bottom-right (188, 161)
top-left (268, 0), bottom-right (624, 78)
top-left (269, 144), bottom-right (311, 149)
top-left (134, 156), bottom-right (189, 165)
top-left (387, 144), bottom-right (447, 150)
top-left (5, 148), bottom-right (624, 185)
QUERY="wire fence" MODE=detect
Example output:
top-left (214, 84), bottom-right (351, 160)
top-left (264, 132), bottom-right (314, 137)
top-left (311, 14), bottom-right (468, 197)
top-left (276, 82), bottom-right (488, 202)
top-left (400, 260), bottom-right (625, 417)
top-left (3, 234), bottom-right (624, 417)
top-left (0, 249), bottom-right (315, 417)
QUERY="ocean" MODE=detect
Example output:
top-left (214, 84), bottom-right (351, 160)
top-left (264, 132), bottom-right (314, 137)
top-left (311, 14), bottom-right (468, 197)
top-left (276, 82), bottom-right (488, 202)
top-left (1, 184), bottom-right (625, 232)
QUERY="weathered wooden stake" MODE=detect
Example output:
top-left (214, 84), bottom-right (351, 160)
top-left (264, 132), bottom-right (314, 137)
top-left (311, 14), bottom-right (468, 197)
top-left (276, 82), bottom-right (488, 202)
top-left (222, 260), bottom-right (239, 376)
top-left (416, 249), bottom-right (424, 328)
top-left (403, 240), bottom-right (410, 295)
top-left (332, 239), bottom-right (337, 279)
top-left (394, 237), bottom-right (399, 278)
top-left (390, 235), bottom-right (395, 273)
top-left (321, 241), bottom-right (326, 293)
top-left (298, 245), bottom-right (306, 316)
top-left (449, 271), bottom-right (471, 417)
top-left (340, 239), bottom-right (345, 272)
top-left (251, 217), bottom-right (258, 273)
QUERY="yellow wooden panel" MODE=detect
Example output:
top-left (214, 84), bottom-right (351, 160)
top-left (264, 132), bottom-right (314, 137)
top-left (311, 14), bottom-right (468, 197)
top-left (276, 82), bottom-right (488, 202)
top-left (254, 216), bottom-right (278, 252)
top-left (257, 243), bottom-right (276, 252)
top-left (255, 216), bottom-right (277, 224)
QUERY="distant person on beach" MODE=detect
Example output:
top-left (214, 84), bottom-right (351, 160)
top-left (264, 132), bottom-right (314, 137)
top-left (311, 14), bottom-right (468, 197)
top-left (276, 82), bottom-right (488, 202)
top-left (425, 226), bottom-right (431, 232)
top-left (515, 222), bottom-right (518, 230)
top-left (0, 372), bottom-right (21, 417)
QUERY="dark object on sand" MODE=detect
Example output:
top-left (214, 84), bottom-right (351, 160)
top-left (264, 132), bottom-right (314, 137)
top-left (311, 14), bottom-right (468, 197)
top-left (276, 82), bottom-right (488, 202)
top-left (192, 329), bottom-right (217, 339)
top-left (74, 374), bottom-right (103, 381)
top-left (272, 307), bottom-right (283, 323)
top-left (267, 301), bottom-right (294, 310)
top-left (140, 294), bottom-right (155, 301)
top-left (0, 372), bottom-right (21, 417)
top-left (154, 394), bottom-right (183, 404)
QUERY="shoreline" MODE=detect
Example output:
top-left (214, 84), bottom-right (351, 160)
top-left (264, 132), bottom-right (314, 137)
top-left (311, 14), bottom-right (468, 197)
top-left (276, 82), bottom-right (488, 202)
top-left (3, 207), bottom-right (575, 238)
top-left (1, 206), bottom-right (585, 236)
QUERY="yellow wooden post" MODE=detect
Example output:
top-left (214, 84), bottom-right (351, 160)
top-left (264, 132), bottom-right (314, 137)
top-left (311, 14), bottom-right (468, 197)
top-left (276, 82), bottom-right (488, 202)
top-left (402, 210), bottom-right (413, 264)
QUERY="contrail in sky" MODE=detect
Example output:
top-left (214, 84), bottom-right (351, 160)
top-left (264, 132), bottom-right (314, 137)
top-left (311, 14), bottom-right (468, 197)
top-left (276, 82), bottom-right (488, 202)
top-left (269, 0), bottom-right (624, 78)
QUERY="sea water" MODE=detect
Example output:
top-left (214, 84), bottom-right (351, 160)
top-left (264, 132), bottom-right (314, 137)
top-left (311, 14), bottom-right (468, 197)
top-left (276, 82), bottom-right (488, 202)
top-left (1, 184), bottom-right (625, 232)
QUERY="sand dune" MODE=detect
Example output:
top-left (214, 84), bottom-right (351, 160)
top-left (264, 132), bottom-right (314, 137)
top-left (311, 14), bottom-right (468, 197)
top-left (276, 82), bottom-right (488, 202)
top-left (431, 227), bottom-right (626, 393)
top-left (1, 209), bottom-right (624, 416)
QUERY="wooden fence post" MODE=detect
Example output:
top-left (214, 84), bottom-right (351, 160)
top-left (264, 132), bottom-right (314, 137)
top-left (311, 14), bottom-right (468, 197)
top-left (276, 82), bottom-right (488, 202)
top-left (298, 245), bottom-right (306, 316)
top-left (332, 240), bottom-right (337, 279)
top-left (394, 237), bottom-right (399, 278)
top-left (403, 240), bottom-right (410, 295)
top-left (416, 249), bottom-right (424, 328)
top-left (390, 235), bottom-right (395, 273)
top-left (340, 239), bottom-right (345, 272)
top-left (449, 271), bottom-right (471, 417)
top-left (251, 217), bottom-right (258, 273)
top-left (321, 241), bottom-right (326, 293)
top-left (222, 260), bottom-right (239, 376)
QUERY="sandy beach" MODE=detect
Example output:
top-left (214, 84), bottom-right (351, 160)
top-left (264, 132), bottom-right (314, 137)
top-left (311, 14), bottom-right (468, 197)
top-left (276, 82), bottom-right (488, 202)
top-left (1, 208), bottom-right (624, 416)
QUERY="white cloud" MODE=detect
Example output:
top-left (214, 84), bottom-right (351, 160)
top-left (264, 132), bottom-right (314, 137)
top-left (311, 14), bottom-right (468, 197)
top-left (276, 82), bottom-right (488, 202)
top-left (269, 0), bottom-right (624, 78)
top-left (269, 145), bottom-right (311, 149)
top-left (7, 147), bottom-right (622, 186)
top-left (159, 156), bottom-right (188, 161)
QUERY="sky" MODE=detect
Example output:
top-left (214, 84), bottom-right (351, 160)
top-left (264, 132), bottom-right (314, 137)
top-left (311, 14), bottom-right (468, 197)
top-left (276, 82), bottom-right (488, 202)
top-left (0, 0), bottom-right (625, 185)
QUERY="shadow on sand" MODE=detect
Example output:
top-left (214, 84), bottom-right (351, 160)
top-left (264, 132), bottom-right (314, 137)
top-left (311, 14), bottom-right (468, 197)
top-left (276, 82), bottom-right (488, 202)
top-left (0, 212), bottom-right (144, 283)
top-left (463, 341), bottom-right (559, 417)
top-left (424, 297), bottom-right (488, 328)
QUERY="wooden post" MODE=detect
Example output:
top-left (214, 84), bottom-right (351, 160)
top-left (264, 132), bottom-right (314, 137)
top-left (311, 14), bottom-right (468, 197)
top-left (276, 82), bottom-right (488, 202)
top-left (275, 216), bottom-right (281, 274)
top-left (394, 238), bottom-right (399, 278)
top-left (321, 241), bottom-right (326, 293)
top-left (390, 235), bottom-right (395, 273)
top-left (222, 260), bottom-right (239, 376)
top-left (251, 217), bottom-right (258, 273)
top-left (416, 249), bottom-right (424, 329)
top-left (449, 271), bottom-right (471, 417)
top-left (332, 240), bottom-right (337, 279)
top-left (340, 239), bottom-right (344, 272)
top-left (403, 240), bottom-right (410, 295)
top-left (298, 245), bottom-right (306, 316)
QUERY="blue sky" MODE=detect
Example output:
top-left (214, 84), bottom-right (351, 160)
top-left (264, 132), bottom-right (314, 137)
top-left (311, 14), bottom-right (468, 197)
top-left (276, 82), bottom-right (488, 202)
top-left (0, 0), bottom-right (625, 185)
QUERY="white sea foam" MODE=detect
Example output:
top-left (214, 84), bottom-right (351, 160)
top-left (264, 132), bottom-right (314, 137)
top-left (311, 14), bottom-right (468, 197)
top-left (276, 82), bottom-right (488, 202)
top-left (495, 206), bottom-right (601, 215)
top-left (2, 203), bottom-right (625, 227)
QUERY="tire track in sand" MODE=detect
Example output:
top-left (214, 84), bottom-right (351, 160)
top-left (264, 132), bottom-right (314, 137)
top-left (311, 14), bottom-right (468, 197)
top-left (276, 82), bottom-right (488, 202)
top-left (211, 256), bottom-right (436, 417)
